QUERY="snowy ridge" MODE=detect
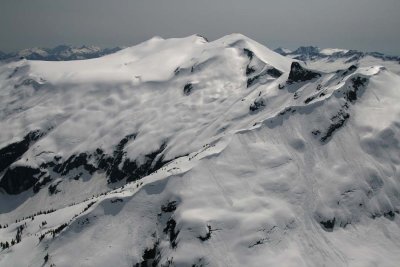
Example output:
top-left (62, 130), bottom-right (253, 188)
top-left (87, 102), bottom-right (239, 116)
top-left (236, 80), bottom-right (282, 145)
top-left (1, 34), bottom-right (400, 267)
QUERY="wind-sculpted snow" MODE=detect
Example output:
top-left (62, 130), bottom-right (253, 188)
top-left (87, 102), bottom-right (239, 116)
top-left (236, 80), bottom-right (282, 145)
top-left (0, 34), bottom-right (400, 267)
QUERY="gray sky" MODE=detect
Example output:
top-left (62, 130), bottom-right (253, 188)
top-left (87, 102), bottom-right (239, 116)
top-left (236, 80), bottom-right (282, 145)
top-left (1, 0), bottom-right (400, 55)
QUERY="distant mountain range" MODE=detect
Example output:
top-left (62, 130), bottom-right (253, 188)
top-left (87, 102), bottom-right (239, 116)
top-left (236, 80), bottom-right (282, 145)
top-left (2, 44), bottom-right (399, 64)
top-left (0, 45), bottom-right (124, 61)
top-left (274, 46), bottom-right (400, 63)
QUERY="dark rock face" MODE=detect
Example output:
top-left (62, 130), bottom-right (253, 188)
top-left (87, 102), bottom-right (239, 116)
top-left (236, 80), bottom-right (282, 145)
top-left (0, 129), bottom-right (171, 194)
top-left (102, 133), bottom-right (137, 182)
top-left (244, 48), bottom-right (282, 88)
top-left (320, 110), bottom-right (350, 143)
top-left (48, 181), bottom-right (62, 195)
top-left (243, 48), bottom-right (254, 60)
top-left (247, 76), bottom-right (258, 88)
top-left (161, 201), bottom-right (177, 213)
top-left (0, 129), bottom-right (55, 194)
top-left (249, 98), bottom-right (265, 112)
top-left (339, 65), bottom-right (358, 77)
top-left (164, 218), bottom-right (179, 248)
top-left (97, 134), bottom-right (168, 183)
top-left (0, 130), bottom-right (44, 173)
top-left (183, 83), bottom-right (193, 95)
top-left (135, 240), bottom-right (161, 267)
top-left (320, 218), bottom-right (336, 231)
top-left (124, 142), bottom-right (168, 183)
top-left (266, 68), bottom-right (283, 78)
top-left (0, 166), bottom-right (40, 194)
top-left (348, 65), bottom-right (357, 71)
top-left (246, 66), bottom-right (256, 75)
top-left (247, 67), bottom-right (283, 88)
top-left (50, 134), bottom-right (167, 184)
top-left (345, 77), bottom-right (368, 103)
top-left (370, 209), bottom-right (398, 220)
top-left (198, 225), bottom-right (212, 241)
top-left (54, 153), bottom-right (96, 176)
top-left (314, 75), bottom-right (368, 143)
top-left (32, 175), bottom-right (52, 193)
top-left (383, 211), bottom-right (396, 220)
top-left (287, 62), bottom-right (321, 84)
top-left (304, 95), bottom-right (316, 104)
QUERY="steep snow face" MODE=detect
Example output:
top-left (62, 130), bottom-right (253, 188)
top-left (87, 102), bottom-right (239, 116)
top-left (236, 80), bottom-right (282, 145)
top-left (0, 35), bottom-right (400, 267)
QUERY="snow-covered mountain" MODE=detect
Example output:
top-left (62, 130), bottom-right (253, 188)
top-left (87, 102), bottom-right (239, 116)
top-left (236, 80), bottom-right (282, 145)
top-left (1, 34), bottom-right (400, 267)
top-left (0, 45), bottom-right (123, 61)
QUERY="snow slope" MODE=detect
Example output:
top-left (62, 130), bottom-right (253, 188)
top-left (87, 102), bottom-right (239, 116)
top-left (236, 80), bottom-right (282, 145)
top-left (0, 34), bottom-right (400, 267)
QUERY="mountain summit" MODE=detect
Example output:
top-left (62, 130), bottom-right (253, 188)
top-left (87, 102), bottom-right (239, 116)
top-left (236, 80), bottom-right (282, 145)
top-left (1, 34), bottom-right (400, 267)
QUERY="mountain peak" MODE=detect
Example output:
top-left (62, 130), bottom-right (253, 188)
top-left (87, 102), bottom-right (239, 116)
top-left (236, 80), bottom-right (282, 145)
top-left (1, 34), bottom-right (400, 267)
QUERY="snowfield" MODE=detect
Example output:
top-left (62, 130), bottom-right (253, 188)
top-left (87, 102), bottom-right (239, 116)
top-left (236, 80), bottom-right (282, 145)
top-left (0, 34), bottom-right (400, 267)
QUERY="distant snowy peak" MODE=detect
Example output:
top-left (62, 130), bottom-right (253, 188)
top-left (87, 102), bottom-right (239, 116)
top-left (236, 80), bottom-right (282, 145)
top-left (274, 46), bottom-right (322, 60)
top-left (319, 48), bottom-right (349, 56)
top-left (0, 45), bottom-right (124, 61)
top-left (273, 47), bottom-right (292, 56)
top-left (275, 46), bottom-right (400, 63)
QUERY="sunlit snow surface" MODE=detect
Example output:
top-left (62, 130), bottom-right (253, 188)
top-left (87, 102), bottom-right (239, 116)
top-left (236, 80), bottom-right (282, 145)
top-left (0, 34), bottom-right (400, 267)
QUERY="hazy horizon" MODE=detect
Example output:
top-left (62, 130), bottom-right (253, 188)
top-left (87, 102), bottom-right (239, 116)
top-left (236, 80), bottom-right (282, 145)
top-left (1, 0), bottom-right (400, 55)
